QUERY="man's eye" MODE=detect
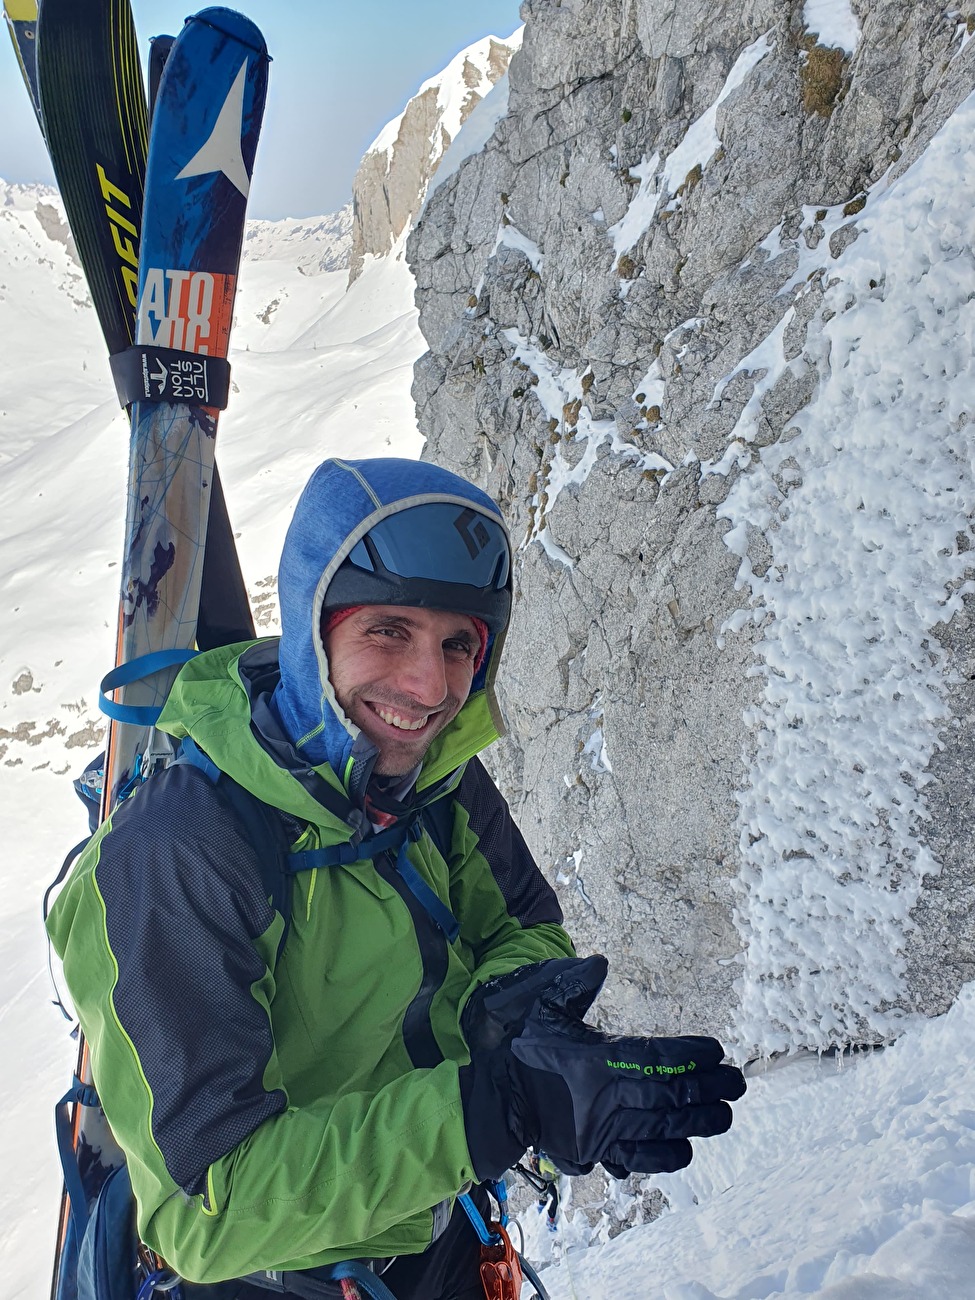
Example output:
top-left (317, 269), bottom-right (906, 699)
top-left (446, 640), bottom-right (475, 656)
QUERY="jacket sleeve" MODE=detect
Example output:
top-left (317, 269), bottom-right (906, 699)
top-left (46, 764), bottom-right (477, 1284)
top-left (447, 757), bottom-right (575, 992)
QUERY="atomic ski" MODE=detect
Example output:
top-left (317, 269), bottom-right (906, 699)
top-left (23, 0), bottom-right (254, 650)
top-left (43, 10), bottom-right (269, 1299)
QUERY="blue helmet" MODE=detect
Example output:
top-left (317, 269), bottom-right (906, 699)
top-left (325, 500), bottom-right (512, 633)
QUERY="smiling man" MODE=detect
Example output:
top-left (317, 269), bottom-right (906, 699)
top-left (48, 457), bottom-right (745, 1300)
top-left (324, 607), bottom-right (483, 774)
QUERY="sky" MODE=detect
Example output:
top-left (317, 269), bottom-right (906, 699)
top-left (1, 0), bottom-right (523, 219)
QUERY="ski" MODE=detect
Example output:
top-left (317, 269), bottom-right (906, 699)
top-left (101, 4), bottom-right (267, 810)
top-left (35, 0), bottom-right (147, 350)
top-left (27, 0), bottom-right (254, 649)
top-left (149, 33), bottom-right (176, 120)
top-left (42, 10), bottom-right (269, 1298)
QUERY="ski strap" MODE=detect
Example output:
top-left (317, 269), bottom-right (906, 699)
top-left (110, 344), bottom-right (232, 409)
top-left (99, 648), bottom-right (199, 725)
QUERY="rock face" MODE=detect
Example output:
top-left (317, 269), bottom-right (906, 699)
top-left (349, 34), bottom-right (519, 281)
top-left (409, 0), bottom-right (975, 1052)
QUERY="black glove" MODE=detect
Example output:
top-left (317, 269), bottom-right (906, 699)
top-left (459, 954), bottom-right (746, 1181)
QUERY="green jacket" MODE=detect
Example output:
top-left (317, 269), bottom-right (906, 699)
top-left (47, 641), bottom-right (573, 1283)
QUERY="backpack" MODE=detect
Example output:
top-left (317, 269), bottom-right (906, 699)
top-left (48, 741), bottom-right (459, 1300)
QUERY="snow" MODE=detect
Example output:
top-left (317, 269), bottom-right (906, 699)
top-left (500, 328), bottom-right (671, 561)
top-left (660, 34), bottom-right (774, 199)
top-left (424, 67), bottom-right (517, 211)
top-left (718, 88), bottom-right (975, 1054)
top-left (608, 152), bottom-right (661, 262)
top-left (526, 985), bottom-right (975, 1298)
top-left (582, 727), bottom-right (613, 774)
top-left (469, 220), bottom-right (544, 307)
top-left (633, 357), bottom-right (667, 412)
top-left (497, 222), bottom-right (544, 273)
top-left (242, 204), bottom-right (353, 274)
top-left (0, 192), bottom-right (109, 463)
top-left (608, 35), bottom-right (773, 266)
top-left (803, 0), bottom-right (861, 53)
top-left (774, 200), bottom-right (883, 300)
top-left (707, 307), bottom-right (801, 450)
top-left (954, 12), bottom-right (975, 59)
top-left (368, 29), bottom-right (523, 166)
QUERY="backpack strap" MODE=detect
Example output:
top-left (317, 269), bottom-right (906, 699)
top-left (178, 739), bottom-right (463, 947)
top-left (286, 817), bottom-right (461, 944)
top-left (54, 1076), bottom-right (100, 1240)
top-left (99, 648), bottom-right (199, 727)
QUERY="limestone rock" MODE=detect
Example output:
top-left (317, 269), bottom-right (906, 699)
top-left (409, 0), bottom-right (975, 1050)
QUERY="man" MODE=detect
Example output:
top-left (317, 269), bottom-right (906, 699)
top-left (48, 457), bottom-right (745, 1300)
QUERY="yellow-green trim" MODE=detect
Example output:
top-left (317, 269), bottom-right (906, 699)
top-left (202, 1166), bottom-right (220, 1217)
top-left (296, 718), bottom-right (325, 750)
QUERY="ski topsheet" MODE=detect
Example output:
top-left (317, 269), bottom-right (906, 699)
top-left (103, 6), bottom-right (269, 813)
top-left (32, 0), bottom-right (254, 650)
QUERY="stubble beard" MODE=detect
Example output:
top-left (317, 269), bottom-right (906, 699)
top-left (348, 688), bottom-right (461, 776)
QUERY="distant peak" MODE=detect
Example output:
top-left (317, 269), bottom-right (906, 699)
top-left (349, 28), bottom-right (522, 282)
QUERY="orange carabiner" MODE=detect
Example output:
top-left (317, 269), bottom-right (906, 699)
top-left (479, 1222), bottom-right (523, 1300)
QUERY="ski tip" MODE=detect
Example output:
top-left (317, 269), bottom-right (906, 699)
top-left (185, 7), bottom-right (269, 59)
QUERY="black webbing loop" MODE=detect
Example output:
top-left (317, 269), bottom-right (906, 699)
top-left (110, 345), bottom-right (231, 409)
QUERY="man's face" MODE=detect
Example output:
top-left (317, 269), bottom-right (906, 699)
top-left (325, 604), bottom-right (480, 776)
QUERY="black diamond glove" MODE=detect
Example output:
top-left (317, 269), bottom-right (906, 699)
top-left (459, 954), bottom-right (746, 1181)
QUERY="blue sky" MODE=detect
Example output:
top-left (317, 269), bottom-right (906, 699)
top-left (2, 0), bottom-right (523, 218)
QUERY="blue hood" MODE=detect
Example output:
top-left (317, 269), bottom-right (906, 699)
top-left (271, 457), bottom-right (511, 789)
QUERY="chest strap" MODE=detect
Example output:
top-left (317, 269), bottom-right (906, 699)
top-left (288, 821), bottom-right (460, 944)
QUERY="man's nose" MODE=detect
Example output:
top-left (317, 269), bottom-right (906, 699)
top-left (398, 644), bottom-right (448, 708)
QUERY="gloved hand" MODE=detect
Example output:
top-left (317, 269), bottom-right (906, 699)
top-left (459, 954), bottom-right (746, 1181)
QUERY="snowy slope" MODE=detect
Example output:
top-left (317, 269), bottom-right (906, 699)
top-left (0, 185), bottom-right (109, 463)
top-left (243, 203), bottom-right (353, 274)
top-left (350, 29), bottom-right (522, 277)
top-left (529, 989), bottom-right (975, 1298)
top-left (366, 31), bottom-right (522, 170)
